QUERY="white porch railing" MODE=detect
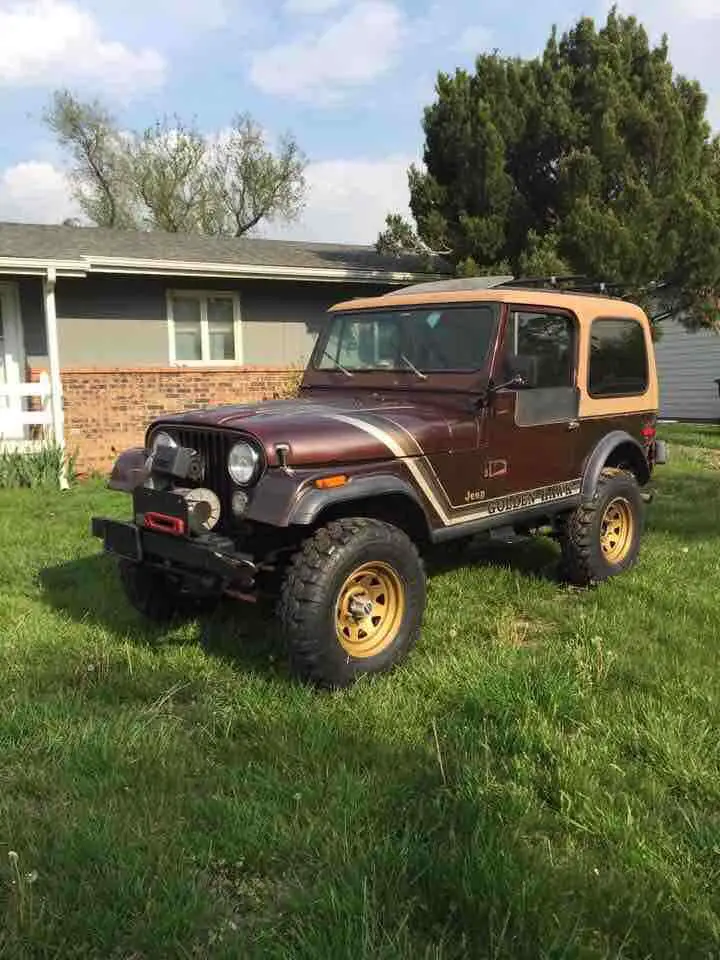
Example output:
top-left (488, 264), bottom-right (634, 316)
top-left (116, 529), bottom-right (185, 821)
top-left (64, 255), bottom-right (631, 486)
top-left (0, 374), bottom-right (67, 487)
top-left (0, 373), bottom-right (53, 448)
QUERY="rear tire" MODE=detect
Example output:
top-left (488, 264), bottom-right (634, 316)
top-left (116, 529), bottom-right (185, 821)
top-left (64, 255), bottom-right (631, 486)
top-left (559, 468), bottom-right (644, 586)
top-left (118, 559), bottom-right (218, 624)
top-left (278, 518), bottom-right (426, 689)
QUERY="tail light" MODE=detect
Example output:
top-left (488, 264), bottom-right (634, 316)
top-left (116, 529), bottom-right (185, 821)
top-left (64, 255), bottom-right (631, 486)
top-left (641, 419), bottom-right (660, 465)
top-left (641, 418), bottom-right (657, 448)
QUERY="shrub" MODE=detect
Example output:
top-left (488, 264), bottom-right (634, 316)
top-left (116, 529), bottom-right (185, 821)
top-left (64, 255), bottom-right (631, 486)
top-left (0, 443), bottom-right (77, 489)
top-left (272, 365), bottom-right (304, 400)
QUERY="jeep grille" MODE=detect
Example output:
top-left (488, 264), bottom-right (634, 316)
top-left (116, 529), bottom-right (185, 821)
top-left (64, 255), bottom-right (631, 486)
top-left (173, 427), bottom-right (238, 532)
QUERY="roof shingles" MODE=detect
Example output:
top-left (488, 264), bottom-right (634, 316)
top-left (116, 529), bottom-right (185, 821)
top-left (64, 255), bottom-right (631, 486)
top-left (0, 221), bottom-right (449, 277)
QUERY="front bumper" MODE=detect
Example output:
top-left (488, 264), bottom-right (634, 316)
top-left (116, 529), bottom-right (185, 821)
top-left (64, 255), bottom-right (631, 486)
top-left (91, 516), bottom-right (257, 586)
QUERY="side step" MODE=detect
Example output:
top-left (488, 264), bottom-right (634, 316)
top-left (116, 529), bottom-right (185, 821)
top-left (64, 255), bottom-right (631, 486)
top-left (489, 525), bottom-right (526, 544)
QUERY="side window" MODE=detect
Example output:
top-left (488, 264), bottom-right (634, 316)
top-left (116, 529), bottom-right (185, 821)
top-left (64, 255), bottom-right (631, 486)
top-left (505, 310), bottom-right (576, 388)
top-left (589, 318), bottom-right (648, 398)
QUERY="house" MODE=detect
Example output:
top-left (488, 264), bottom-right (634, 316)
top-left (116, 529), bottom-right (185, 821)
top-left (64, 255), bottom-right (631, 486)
top-left (653, 317), bottom-right (720, 422)
top-left (0, 221), bottom-right (447, 475)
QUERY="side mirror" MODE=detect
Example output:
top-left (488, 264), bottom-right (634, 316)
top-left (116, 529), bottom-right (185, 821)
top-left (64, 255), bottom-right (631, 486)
top-left (492, 373), bottom-right (528, 392)
top-left (492, 354), bottom-right (538, 391)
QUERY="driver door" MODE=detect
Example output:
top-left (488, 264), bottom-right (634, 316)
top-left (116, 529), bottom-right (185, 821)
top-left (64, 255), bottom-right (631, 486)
top-left (480, 306), bottom-right (582, 503)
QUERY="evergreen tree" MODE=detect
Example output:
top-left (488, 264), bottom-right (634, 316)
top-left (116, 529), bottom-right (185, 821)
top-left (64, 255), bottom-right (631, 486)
top-left (378, 8), bottom-right (720, 327)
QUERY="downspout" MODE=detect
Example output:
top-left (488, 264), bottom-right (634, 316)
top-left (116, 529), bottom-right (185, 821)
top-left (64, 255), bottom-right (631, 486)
top-left (43, 265), bottom-right (68, 489)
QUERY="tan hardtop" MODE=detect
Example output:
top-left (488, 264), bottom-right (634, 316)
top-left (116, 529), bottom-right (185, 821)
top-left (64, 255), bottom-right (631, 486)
top-left (330, 286), bottom-right (649, 323)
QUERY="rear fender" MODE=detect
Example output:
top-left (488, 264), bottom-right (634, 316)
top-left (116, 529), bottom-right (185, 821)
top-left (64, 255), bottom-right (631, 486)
top-left (581, 431), bottom-right (650, 503)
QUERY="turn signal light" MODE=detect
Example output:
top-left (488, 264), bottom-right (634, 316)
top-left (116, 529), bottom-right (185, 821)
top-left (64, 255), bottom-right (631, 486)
top-left (314, 475), bottom-right (348, 490)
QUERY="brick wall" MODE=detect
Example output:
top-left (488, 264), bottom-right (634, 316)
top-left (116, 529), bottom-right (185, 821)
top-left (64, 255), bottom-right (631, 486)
top-left (31, 365), bottom-right (300, 475)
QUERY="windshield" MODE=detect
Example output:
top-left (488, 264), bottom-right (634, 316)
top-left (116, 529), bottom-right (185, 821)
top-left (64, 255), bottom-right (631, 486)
top-left (314, 304), bottom-right (499, 375)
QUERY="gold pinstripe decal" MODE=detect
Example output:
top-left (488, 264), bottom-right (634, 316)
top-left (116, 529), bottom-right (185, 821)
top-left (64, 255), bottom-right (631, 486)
top-left (326, 412), bottom-right (581, 527)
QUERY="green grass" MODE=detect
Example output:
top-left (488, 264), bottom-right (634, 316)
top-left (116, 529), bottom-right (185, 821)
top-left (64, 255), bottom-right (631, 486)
top-left (659, 421), bottom-right (720, 451)
top-left (1, 427), bottom-right (719, 958)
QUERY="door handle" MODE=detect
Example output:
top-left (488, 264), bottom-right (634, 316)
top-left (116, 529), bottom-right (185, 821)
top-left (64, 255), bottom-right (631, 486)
top-left (567, 420), bottom-right (580, 431)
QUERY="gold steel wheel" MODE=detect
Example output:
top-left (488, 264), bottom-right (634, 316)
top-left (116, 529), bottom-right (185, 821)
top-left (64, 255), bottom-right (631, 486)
top-left (600, 497), bottom-right (634, 564)
top-left (335, 561), bottom-right (405, 659)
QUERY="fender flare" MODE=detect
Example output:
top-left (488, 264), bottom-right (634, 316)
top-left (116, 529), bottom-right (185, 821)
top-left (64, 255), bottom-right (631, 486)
top-left (287, 474), bottom-right (430, 527)
top-left (581, 430), bottom-right (650, 503)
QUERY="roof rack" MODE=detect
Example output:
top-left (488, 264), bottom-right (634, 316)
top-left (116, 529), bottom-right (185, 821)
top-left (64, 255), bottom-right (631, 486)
top-left (388, 274), bottom-right (632, 298)
top-left (388, 274), bottom-right (673, 311)
top-left (386, 276), bottom-right (514, 296)
top-left (496, 275), bottom-right (626, 296)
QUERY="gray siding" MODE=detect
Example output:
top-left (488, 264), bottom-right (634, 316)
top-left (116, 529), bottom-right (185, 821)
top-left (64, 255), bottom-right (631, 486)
top-left (50, 274), bottom-right (388, 367)
top-left (241, 280), bottom-right (355, 365)
top-left (655, 318), bottom-right (720, 421)
top-left (56, 275), bottom-right (168, 365)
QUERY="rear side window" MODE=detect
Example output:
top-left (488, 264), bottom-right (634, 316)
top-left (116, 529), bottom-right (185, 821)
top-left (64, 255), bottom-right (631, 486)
top-left (588, 318), bottom-right (648, 398)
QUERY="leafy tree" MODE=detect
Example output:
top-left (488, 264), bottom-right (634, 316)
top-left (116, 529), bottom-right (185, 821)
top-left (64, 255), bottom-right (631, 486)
top-left (377, 8), bottom-right (720, 327)
top-left (45, 90), bottom-right (307, 236)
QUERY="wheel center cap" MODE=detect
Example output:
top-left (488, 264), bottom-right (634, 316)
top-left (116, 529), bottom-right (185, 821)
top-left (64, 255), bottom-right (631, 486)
top-left (349, 595), bottom-right (374, 620)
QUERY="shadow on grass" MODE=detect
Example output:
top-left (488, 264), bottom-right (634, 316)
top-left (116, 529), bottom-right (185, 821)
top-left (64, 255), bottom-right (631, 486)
top-left (221, 710), bottom-right (717, 960)
top-left (47, 466), bottom-right (715, 681)
top-left (38, 535), bottom-right (565, 679)
top-left (1, 640), bottom-right (714, 960)
top-left (38, 553), bottom-right (288, 681)
top-left (427, 534), bottom-right (564, 584)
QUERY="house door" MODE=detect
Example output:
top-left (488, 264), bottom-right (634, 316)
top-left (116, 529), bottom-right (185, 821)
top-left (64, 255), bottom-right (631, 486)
top-left (0, 283), bottom-right (25, 441)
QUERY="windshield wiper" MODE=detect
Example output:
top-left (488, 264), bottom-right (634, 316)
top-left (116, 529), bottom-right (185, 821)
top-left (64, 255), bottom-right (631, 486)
top-left (400, 354), bottom-right (427, 380)
top-left (322, 350), bottom-right (354, 377)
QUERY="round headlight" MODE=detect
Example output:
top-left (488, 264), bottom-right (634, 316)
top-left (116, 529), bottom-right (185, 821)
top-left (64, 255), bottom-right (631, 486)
top-left (228, 441), bottom-right (260, 485)
top-left (151, 430), bottom-right (178, 452)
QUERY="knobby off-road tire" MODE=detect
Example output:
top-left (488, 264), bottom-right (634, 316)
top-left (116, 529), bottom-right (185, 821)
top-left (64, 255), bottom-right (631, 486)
top-left (559, 468), bottom-right (644, 587)
top-left (278, 518), bottom-right (426, 689)
top-left (118, 559), bottom-right (218, 624)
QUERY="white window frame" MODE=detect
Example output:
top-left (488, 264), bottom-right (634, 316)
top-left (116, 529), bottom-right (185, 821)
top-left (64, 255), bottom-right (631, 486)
top-left (166, 289), bottom-right (243, 366)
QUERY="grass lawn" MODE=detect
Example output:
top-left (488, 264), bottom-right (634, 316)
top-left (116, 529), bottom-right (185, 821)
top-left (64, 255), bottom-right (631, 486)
top-left (1, 425), bottom-right (719, 959)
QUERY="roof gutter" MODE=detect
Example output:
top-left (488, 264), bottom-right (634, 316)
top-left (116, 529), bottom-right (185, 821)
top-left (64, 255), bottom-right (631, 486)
top-left (0, 254), bottom-right (446, 284)
top-left (0, 257), bottom-right (87, 278)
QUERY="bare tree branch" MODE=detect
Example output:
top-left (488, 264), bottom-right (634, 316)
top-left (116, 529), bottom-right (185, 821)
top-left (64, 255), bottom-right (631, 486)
top-left (44, 93), bottom-right (307, 236)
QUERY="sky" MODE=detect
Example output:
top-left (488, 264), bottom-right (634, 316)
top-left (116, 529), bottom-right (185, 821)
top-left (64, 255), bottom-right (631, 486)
top-left (0, 0), bottom-right (718, 245)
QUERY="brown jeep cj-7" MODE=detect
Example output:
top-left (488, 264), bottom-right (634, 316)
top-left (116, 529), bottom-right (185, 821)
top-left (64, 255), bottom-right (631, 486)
top-left (92, 276), bottom-right (667, 688)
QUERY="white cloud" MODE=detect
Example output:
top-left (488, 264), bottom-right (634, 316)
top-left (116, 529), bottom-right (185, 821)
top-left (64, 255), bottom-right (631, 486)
top-left (606, 1), bottom-right (720, 127)
top-left (0, 151), bottom-right (413, 247)
top-left (284, 0), bottom-right (343, 13)
top-left (250, 1), bottom-right (404, 102)
top-left (0, 0), bottom-right (165, 95)
top-left (90, 0), bottom-right (231, 38)
top-left (266, 155), bottom-right (413, 243)
top-left (0, 161), bottom-right (80, 224)
top-left (131, 0), bottom-right (228, 28)
top-left (455, 25), bottom-right (492, 54)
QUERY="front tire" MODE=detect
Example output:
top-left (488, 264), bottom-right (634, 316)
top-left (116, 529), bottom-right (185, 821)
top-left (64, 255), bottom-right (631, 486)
top-left (559, 468), bottom-right (644, 586)
top-left (118, 559), bottom-right (218, 624)
top-left (278, 518), bottom-right (426, 689)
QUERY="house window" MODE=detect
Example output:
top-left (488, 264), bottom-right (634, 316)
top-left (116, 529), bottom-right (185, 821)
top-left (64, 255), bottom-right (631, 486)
top-left (588, 318), bottom-right (648, 398)
top-left (168, 292), bottom-right (241, 364)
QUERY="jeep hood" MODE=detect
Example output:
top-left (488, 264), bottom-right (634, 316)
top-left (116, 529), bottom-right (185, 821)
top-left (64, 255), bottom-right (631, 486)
top-left (155, 394), bottom-right (478, 467)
